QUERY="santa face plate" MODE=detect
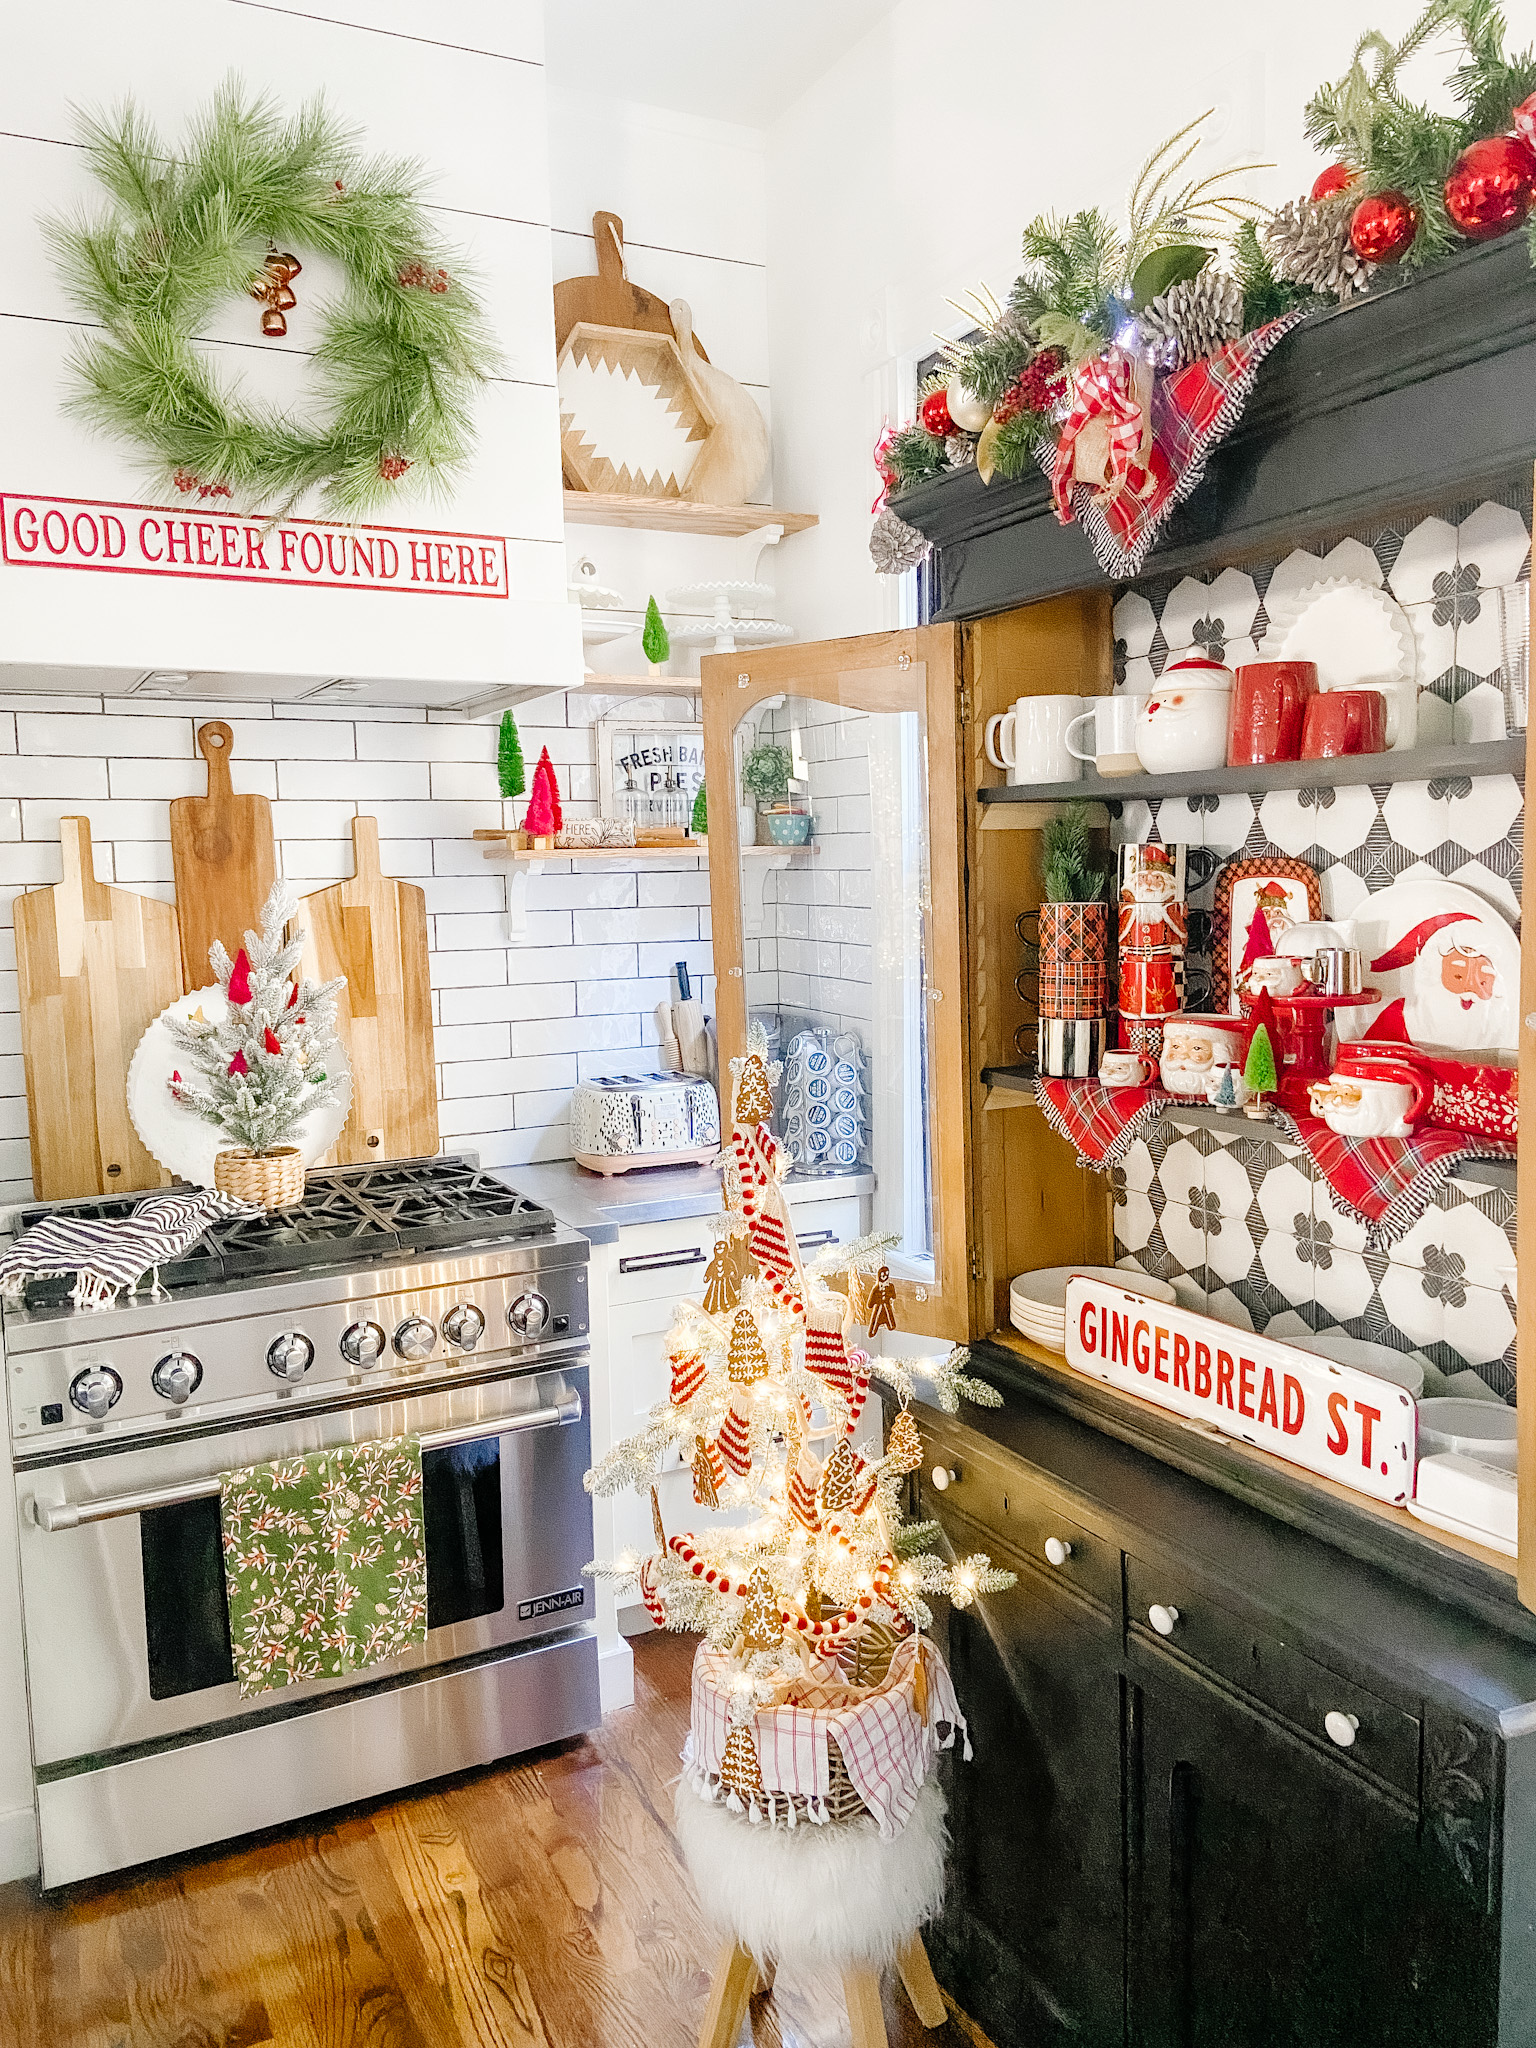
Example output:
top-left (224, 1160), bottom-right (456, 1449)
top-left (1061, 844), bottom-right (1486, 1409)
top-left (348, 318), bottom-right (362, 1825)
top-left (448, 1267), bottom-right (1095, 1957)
top-left (1334, 877), bottom-right (1520, 1059)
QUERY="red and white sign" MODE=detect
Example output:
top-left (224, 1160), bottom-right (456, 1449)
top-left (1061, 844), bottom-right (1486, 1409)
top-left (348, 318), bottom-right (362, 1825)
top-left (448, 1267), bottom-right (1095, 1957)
top-left (0, 492), bottom-right (508, 600)
top-left (1064, 1275), bottom-right (1416, 1505)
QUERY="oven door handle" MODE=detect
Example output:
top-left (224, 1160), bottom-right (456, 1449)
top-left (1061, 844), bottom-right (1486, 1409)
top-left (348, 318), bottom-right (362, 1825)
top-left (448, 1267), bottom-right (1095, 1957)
top-left (25, 1393), bottom-right (584, 1533)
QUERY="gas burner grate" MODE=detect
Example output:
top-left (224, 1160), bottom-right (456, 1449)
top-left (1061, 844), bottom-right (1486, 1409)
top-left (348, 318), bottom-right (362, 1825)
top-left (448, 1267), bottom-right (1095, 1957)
top-left (10, 1156), bottom-right (556, 1306)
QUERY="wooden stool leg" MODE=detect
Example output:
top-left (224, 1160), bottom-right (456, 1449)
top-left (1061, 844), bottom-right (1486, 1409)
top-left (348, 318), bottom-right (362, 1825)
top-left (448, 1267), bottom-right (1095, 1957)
top-left (699, 1940), bottom-right (758, 2048)
top-left (896, 1934), bottom-right (947, 2029)
top-left (842, 1966), bottom-right (890, 2048)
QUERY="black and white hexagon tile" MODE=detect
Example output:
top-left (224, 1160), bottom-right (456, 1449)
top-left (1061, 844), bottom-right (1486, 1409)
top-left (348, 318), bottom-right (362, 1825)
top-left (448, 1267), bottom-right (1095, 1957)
top-left (1105, 482), bottom-right (1528, 1397)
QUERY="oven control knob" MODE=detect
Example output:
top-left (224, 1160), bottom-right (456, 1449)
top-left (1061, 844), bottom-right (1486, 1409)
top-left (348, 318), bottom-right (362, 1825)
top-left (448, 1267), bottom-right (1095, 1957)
top-left (442, 1303), bottom-right (485, 1352)
top-left (69, 1365), bottom-right (122, 1420)
top-left (507, 1290), bottom-right (549, 1340)
top-left (393, 1316), bottom-right (437, 1362)
top-left (152, 1351), bottom-right (203, 1405)
top-left (267, 1332), bottom-right (316, 1381)
top-left (339, 1321), bottom-right (386, 1368)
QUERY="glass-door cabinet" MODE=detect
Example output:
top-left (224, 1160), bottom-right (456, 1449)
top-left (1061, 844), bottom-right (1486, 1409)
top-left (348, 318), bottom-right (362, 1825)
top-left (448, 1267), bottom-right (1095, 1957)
top-left (702, 628), bottom-right (971, 1340)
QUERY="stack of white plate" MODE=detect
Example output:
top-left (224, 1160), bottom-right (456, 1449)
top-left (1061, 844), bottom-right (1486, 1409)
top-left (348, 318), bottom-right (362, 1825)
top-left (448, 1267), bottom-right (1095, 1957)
top-left (1010, 1266), bottom-right (1177, 1353)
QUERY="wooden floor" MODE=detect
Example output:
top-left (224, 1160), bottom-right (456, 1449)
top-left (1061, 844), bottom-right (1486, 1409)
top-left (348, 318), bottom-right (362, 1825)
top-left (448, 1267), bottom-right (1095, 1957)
top-left (0, 1632), bottom-right (980, 2048)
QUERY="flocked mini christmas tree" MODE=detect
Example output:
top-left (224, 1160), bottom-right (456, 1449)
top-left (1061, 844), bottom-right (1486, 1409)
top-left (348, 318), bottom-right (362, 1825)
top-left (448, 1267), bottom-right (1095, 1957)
top-left (588, 1024), bottom-right (1013, 1766)
top-left (642, 594), bottom-right (670, 671)
top-left (165, 881), bottom-right (344, 1154)
top-left (497, 710), bottom-right (526, 800)
top-left (1243, 1019), bottom-right (1278, 1117)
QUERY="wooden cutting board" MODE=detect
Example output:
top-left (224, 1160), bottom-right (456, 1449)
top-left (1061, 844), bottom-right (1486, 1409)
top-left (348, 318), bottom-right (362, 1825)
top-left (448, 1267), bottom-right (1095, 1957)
top-left (15, 817), bottom-right (184, 1198)
top-left (169, 720), bottom-right (276, 989)
top-left (300, 816), bottom-right (437, 1165)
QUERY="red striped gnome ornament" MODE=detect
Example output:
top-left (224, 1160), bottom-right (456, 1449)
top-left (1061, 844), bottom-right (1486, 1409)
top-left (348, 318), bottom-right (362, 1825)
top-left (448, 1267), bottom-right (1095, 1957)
top-left (585, 1019), bottom-right (1013, 1849)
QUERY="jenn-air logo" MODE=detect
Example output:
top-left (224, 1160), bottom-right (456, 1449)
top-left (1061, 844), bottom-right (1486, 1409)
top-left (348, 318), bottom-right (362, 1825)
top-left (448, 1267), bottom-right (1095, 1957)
top-left (518, 1586), bottom-right (586, 1620)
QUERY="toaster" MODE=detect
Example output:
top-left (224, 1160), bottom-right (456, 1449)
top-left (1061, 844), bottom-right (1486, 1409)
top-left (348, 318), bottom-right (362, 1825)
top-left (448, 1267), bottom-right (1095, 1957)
top-left (571, 1072), bottom-right (721, 1175)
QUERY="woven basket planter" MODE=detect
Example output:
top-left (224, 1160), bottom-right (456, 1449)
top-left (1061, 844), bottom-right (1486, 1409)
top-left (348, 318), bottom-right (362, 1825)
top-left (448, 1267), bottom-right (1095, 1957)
top-left (214, 1146), bottom-right (305, 1210)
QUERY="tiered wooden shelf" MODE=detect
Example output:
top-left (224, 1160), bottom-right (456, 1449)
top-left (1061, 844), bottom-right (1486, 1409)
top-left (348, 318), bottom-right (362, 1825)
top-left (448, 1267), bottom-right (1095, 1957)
top-left (563, 491), bottom-right (818, 537)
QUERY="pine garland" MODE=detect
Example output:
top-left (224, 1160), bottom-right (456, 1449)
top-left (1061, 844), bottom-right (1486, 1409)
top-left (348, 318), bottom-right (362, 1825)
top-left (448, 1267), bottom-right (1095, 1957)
top-left (46, 80), bottom-right (497, 519)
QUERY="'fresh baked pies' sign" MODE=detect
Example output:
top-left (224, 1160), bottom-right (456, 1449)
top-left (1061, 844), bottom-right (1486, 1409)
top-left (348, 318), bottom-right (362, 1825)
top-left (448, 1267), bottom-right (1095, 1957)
top-left (1064, 1275), bottom-right (1416, 1504)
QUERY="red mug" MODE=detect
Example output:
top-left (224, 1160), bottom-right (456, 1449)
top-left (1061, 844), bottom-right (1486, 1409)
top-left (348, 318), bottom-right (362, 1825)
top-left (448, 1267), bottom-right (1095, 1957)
top-left (1228, 660), bottom-right (1318, 766)
top-left (1300, 688), bottom-right (1387, 760)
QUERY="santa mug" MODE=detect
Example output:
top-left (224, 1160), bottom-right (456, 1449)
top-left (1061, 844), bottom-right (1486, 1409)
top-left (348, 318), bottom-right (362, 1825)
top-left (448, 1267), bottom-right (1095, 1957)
top-left (1308, 1064), bottom-right (1432, 1139)
top-left (1158, 1018), bottom-right (1246, 1098)
top-left (1118, 951), bottom-right (1184, 1019)
top-left (1243, 954), bottom-right (1308, 998)
top-left (1099, 1050), bottom-right (1153, 1089)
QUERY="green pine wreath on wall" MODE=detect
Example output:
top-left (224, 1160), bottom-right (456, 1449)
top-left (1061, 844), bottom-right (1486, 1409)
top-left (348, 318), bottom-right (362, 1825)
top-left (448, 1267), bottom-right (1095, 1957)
top-left (47, 80), bottom-right (497, 520)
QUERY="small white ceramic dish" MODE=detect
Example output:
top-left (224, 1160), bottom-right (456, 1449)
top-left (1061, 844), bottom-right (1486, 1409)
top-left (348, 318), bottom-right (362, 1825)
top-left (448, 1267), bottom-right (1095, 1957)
top-left (1010, 1266), bottom-right (1178, 1313)
top-left (1416, 1397), bottom-right (1518, 1470)
top-left (1309, 1328), bottom-right (1427, 1397)
top-left (1409, 1451), bottom-right (1518, 1555)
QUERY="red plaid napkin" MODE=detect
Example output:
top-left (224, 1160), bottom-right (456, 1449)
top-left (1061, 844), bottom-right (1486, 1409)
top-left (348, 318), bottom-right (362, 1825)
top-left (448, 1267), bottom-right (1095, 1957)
top-left (1033, 1077), bottom-right (1173, 1167)
top-left (1042, 312), bottom-right (1307, 580)
top-left (1273, 1111), bottom-right (1518, 1250)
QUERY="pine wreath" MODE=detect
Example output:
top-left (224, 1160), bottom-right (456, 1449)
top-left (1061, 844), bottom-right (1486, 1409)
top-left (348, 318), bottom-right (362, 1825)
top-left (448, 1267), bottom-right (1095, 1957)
top-left (47, 82), bottom-right (497, 520)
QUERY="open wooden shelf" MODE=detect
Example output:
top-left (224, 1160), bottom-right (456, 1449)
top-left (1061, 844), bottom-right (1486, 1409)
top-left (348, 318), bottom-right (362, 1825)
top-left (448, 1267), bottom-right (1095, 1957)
top-left (977, 735), bottom-right (1526, 811)
top-left (980, 1066), bottom-right (1517, 1189)
top-left (475, 832), bottom-right (707, 863)
top-left (564, 491), bottom-right (818, 537)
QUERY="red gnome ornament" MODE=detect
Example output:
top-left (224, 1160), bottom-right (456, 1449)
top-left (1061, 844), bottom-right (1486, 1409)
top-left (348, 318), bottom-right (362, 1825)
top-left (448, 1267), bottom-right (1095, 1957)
top-left (226, 949), bottom-right (253, 1004)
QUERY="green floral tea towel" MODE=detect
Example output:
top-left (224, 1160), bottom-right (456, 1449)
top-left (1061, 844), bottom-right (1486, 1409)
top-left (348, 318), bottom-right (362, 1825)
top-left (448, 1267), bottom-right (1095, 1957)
top-left (220, 1437), bottom-right (430, 1697)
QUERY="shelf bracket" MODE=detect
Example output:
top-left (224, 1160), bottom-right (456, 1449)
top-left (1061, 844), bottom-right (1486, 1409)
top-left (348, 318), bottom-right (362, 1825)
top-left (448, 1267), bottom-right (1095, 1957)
top-left (505, 859), bottom-right (544, 941)
top-left (741, 849), bottom-right (792, 936)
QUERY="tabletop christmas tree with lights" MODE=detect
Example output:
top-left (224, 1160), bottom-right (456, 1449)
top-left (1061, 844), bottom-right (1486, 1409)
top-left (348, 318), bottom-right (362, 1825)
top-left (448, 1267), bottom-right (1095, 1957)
top-left (588, 1027), bottom-right (1012, 1836)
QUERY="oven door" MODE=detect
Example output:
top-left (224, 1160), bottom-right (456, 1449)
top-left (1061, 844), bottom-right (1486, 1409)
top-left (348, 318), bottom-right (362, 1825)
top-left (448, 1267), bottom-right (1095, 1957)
top-left (15, 1360), bottom-right (593, 1767)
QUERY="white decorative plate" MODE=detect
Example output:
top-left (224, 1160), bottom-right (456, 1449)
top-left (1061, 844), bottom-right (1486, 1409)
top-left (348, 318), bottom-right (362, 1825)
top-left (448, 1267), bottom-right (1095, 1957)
top-left (567, 581), bottom-right (626, 609)
top-left (127, 987), bottom-right (353, 1189)
top-left (1331, 876), bottom-right (1520, 1058)
top-left (1011, 1266), bottom-right (1177, 1311)
top-left (667, 618), bottom-right (795, 644)
top-left (1269, 577), bottom-right (1416, 692)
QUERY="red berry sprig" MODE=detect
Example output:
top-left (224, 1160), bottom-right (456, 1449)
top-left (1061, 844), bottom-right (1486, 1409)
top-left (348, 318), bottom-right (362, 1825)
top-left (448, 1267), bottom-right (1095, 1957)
top-left (378, 454), bottom-right (412, 482)
top-left (995, 347), bottom-right (1067, 424)
top-left (398, 261), bottom-right (451, 295)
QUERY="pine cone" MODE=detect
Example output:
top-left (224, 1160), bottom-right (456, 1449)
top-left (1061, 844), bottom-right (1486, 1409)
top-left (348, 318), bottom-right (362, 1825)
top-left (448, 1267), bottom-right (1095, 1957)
top-left (1262, 192), bottom-right (1375, 302)
top-left (1139, 270), bottom-right (1247, 370)
top-left (869, 504), bottom-right (930, 575)
top-left (945, 432), bottom-right (976, 468)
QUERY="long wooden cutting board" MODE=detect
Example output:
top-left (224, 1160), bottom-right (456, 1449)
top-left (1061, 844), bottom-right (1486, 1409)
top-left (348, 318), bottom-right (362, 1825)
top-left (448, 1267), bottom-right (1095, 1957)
top-left (301, 816), bottom-right (437, 1164)
top-left (15, 817), bottom-right (184, 1198)
top-left (169, 721), bottom-right (276, 989)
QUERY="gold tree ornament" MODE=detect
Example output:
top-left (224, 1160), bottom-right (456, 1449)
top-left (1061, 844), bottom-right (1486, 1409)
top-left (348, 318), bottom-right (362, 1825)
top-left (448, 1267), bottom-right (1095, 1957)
top-left (886, 1408), bottom-right (923, 1474)
top-left (866, 1264), bottom-right (898, 1337)
top-left (727, 1306), bottom-right (770, 1385)
top-left (702, 1238), bottom-right (738, 1315)
top-left (740, 1565), bottom-right (782, 1653)
top-left (733, 1052), bottom-right (774, 1126)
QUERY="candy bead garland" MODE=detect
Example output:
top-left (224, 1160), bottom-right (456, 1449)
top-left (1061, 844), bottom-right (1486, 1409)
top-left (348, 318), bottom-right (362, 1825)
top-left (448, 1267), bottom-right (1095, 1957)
top-left (666, 1534), bottom-right (899, 1647)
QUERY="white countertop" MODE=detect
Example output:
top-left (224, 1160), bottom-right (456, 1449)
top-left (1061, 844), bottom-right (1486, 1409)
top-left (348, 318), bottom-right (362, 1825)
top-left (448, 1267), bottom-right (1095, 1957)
top-left (504, 1158), bottom-right (874, 1244)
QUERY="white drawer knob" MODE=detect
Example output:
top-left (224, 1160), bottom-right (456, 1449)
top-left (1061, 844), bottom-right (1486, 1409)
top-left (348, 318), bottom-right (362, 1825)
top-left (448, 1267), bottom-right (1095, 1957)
top-left (1325, 1710), bottom-right (1359, 1749)
top-left (1044, 1537), bottom-right (1072, 1567)
top-left (1148, 1604), bottom-right (1179, 1637)
top-left (930, 1465), bottom-right (958, 1492)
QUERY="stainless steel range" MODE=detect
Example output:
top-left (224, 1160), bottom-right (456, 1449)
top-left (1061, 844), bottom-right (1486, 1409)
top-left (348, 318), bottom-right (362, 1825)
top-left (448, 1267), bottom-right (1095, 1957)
top-left (4, 1155), bottom-right (600, 1889)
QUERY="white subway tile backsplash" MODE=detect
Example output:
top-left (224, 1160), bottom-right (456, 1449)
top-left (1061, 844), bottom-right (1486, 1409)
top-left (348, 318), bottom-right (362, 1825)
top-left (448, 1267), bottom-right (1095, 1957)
top-left (517, 1013), bottom-right (644, 1058)
top-left (229, 719), bottom-right (357, 761)
top-left (434, 1022), bottom-right (513, 1063)
top-left (514, 1087), bottom-right (576, 1128)
top-left (277, 760), bottom-right (429, 801)
top-left (16, 713), bottom-right (193, 757)
top-left (21, 799), bottom-right (168, 841)
top-left (436, 909), bottom-right (542, 952)
top-left (0, 759), bottom-right (109, 799)
top-left (573, 905), bottom-right (698, 947)
top-left (429, 946), bottom-right (511, 989)
top-left (439, 981), bottom-right (575, 1026)
top-left (107, 757), bottom-right (279, 801)
top-left (357, 722), bottom-right (499, 762)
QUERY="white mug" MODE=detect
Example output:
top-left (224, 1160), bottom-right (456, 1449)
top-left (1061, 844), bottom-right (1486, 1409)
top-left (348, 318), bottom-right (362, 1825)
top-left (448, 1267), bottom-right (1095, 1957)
top-left (1066, 695), bottom-right (1146, 778)
top-left (1308, 1069), bottom-right (1430, 1139)
top-left (985, 695), bottom-right (1084, 785)
top-left (1099, 1051), bottom-right (1152, 1088)
top-left (1158, 1019), bottom-right (1245, 1098)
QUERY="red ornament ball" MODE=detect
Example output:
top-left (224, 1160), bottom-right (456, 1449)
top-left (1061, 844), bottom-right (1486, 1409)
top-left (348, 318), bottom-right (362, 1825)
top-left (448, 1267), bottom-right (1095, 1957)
top-left (1311, 163), bottom-right (1355, 202)
top-left (918, 388), bottom-right (954, 440)
top-left (1350, 190), bottom-right (1417, 264)
top-left (1514, 91), bottom-right (1536, 148)
top-left (1444, 134), bottom-right (1536, 241)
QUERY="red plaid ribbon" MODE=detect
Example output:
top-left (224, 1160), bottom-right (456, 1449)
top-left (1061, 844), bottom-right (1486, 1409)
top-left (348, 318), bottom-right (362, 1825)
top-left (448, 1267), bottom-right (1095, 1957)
top-left (1274, 1111), bottom-right (1518, 1250)
top-left (1033, 1077), bottom-right (1171, 1167)
top-left (1043, 313), bottom-right (1307, 579)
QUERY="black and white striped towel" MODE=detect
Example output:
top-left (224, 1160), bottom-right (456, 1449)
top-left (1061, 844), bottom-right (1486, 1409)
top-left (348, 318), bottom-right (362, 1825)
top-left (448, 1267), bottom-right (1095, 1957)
top-left (0, 1189), bottom-right (260, 1309)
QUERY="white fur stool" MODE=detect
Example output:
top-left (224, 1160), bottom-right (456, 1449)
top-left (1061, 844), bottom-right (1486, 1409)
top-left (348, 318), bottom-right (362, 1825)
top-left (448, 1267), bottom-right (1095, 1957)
top-left (676, 1774), bottom-right (949, 2048)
